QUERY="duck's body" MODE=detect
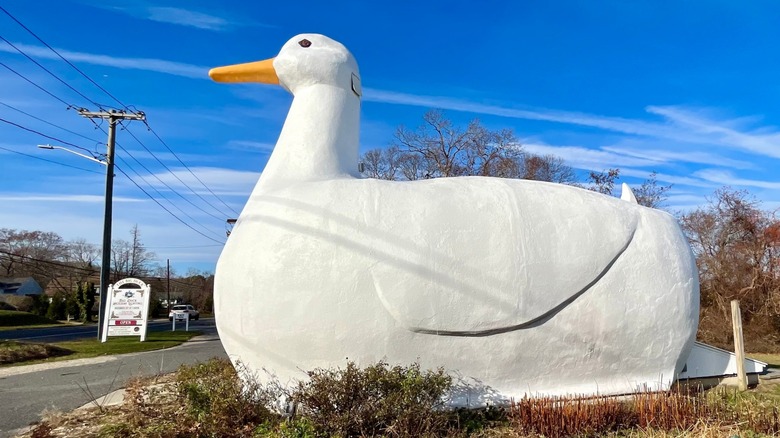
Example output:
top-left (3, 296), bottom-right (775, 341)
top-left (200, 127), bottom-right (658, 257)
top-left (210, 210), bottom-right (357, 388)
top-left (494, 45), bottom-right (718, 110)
top-left (210, 34), bottom-right (699, 403)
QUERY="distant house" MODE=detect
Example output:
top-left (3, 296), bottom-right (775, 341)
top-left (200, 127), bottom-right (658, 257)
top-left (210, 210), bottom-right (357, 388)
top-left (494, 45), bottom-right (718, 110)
top-left (0, 277), bottom-right (43, 296)
top-left (45, 275), bottom-right (100, 297)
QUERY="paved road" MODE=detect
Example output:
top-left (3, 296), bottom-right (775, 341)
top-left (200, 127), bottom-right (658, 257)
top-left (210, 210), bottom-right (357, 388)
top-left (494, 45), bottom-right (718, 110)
top-left (0, 319), bottom-right (228, 437)
top-left (0, 318), bottom-right (204, 343)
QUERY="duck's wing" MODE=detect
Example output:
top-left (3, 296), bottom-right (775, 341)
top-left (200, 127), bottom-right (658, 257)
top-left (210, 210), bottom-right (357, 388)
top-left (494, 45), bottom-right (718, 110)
top-left (363, 177), bottom-right (639, 335)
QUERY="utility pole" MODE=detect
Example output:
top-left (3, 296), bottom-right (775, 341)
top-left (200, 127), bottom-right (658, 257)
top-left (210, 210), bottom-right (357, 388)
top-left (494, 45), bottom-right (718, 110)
top-left (167, 259), bottom-right (171, 314)
top-left (78, 108), bottom-right (146, 340)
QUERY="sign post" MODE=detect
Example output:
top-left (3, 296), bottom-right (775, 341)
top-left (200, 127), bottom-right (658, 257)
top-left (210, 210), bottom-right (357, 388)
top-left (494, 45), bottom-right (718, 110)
top-left (172, 311), bottom-right (189, 331)
top-left (101, 277), bottom-right (151, 343)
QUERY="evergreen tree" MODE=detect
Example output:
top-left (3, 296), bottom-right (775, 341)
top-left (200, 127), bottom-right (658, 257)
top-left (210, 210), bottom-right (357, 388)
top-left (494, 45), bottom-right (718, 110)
top-left (46, 293), bottom-right (66, 321)
top-left (77, 282), bottom-right (96, 323)
top-left (65, 292), bottom-right (80, 321)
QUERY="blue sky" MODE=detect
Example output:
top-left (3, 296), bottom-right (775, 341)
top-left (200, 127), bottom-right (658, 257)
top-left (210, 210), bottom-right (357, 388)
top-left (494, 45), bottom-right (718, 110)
top-left (1, 1), bottom-right (779, 273)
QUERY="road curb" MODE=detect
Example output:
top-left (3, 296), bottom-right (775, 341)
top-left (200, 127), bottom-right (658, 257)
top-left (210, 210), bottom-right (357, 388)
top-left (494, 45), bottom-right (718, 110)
top-left (0, 332), bottom-right (217, 378)
top-left (0, 355), bottom-right (119, 378)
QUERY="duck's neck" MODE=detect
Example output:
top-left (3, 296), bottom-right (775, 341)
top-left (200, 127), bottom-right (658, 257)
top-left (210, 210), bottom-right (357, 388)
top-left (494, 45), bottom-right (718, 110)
top-left (258, 84), bottom-right (360, 191)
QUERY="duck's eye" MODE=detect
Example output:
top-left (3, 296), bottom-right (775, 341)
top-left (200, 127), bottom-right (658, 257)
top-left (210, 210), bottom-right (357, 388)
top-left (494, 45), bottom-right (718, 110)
top-left (298, 39), bottom-right (312, 48)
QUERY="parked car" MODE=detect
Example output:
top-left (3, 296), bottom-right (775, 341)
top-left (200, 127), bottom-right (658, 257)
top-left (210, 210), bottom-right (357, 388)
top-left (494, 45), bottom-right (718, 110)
top-left (168, 304), bottom-right (199, 321)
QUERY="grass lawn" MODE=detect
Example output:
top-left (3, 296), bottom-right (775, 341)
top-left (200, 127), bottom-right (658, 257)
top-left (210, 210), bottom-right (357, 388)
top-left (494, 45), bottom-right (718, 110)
top-left (0, 330), bottom-right (202, 366)
top-left (0, 310), bottom-right (60, 330)
top-left (747, 352), bottom-right (780, 368)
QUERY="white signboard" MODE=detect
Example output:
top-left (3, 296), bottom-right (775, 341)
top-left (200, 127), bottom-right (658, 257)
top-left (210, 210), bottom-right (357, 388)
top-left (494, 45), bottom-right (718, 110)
top-left (101, 277), bottom-right (151, 342)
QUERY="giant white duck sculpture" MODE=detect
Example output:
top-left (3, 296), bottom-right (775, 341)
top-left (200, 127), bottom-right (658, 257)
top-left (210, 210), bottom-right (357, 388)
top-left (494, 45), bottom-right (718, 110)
top-left (209, 34), bottom-right (699, 403)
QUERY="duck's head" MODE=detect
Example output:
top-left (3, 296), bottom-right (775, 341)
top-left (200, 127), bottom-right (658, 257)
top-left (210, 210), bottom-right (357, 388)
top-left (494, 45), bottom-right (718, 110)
top-left (209, 34), bottom-right (361, 98)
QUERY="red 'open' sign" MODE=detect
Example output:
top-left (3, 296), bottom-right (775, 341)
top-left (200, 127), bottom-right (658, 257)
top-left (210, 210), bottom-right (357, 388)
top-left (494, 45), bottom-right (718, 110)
top-left (115, 320), bottom-right (137, 326)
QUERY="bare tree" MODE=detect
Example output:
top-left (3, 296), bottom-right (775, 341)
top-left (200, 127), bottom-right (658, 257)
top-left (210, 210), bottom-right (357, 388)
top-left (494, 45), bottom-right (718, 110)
top-left (111, 225), bottom-right (156, 280)
top-left (396, 152), bottom-right (434, 181)
top-left (393, 110), bottom-right (471, 178)
top-left (363, 110), bottom-right (582, 182)
top-left (633, 172), bottom-right (672, 209)
top-left (361, 146), bottom-right (401, 180)
top-left (680, 188), bottom-right (780, 351)
top-left (360, 111), bottom-right (668, 210)
top-left (587, 168), bottom-right (621, 195)
top-left (586, 169), bottom-right (671, 209)
top-left (66, 238), bottom-right (100, 268)
top-left (390, 110), bottom-right (524, 179)
top-left (522, 154), bottom-right (577, 184)
top-left (0, 228), bottom-right (68, 286)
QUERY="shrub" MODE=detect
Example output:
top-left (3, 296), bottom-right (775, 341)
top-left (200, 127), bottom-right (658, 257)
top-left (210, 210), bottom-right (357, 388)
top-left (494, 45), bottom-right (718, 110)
top-left (0, 295), bottom-right (33, 312)
top-left (292, 360), bottom-right (453, 437)
top-left (31, 294), bottom-right (50, 317)
top-left (174, 358), bottom-right (281, 437)
top-left (46, 293), bottom-right (66, 321)
top-left (64, 292), bottom-right (80, 321)
top-left (0, 310), bottom-right (58, 327)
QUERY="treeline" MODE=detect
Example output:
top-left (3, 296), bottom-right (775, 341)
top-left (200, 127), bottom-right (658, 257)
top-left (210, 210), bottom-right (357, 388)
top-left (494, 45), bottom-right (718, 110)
top-left (361, 110), bottom-right (780, 352)
top-left (360, 110), bottom-right (671, 207)
top-left (681, 189), bottom-right (780, 351)
top-left (0, 225), bottom-right (215, 318)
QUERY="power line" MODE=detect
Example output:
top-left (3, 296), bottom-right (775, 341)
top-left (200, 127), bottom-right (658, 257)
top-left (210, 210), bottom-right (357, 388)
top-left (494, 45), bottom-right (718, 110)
top-left (0, 110), bottom-right (223, 244)
top-left (0, 5), bottom-right (126, 109)
top-left (0, 116), bottom-right (93, 152)
top-left (115, 165), bottom-right (226, 245)
top-left (0, 100), bottom-right (103, 146)
top-left (0, 61), bottom-right (72, 107)
top-left (122, 125), bottom-right (230, 220)
top-left (0, 249), bottom-right (99, 275)
top-left (115, 155), bottom-right (227, 241)
top-left (115, 143), bottom-right (228, 223)
top-left (0, 145), bottom-right (103, 174)
top-left (1, 5), bottom-right (237, 217)
top-left (48, 114), bottom-right (229, 232)
top-left (142, 122), bottom-right (239, 215)
top-left (1, 9), bottom-right (234, 243)
top-left (0, 35), bottom-right (102, 108)
top-left (0, 251), bottom-right (214, 289)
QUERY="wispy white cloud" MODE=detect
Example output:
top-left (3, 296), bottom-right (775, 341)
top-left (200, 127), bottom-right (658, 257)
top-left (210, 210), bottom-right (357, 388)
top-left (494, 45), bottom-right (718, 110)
top-left (522, 142), bottom-right (661, 171)
top-left (520, 141), bottom-right (721, 189)
top-left (146, 167), bottom-right (260, 195)
top-left (364, 88), bottom-right (668, 137)
top-left (364, 88), bottom-right (780, 161)
top-left (600, 143), bottom-right (755, 170)
top-left (122, 149), bottom-right (215, 163)
top-left (647, 106), bottom-right (780, 159)
top-left (145, 7), bottom-right (231, 31)
top-left (226, 140), bottom-right (276, 152)
top-left (693, 169), bottom-right (780, 189)
top-left (6, 42), bottom-right (775, 166)
top-left (0, 43), bottom-right (207, 79)
top-left (617, 168), bottom-right (717, 188)
top-left (89, 2), bottom-right (273, 31)
top-left (665, 194), bottom-right (710, 205)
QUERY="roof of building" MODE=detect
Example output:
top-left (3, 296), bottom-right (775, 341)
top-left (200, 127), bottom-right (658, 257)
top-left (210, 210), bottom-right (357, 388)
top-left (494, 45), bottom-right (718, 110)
top-left (0, 277), bottom-right (39, 294)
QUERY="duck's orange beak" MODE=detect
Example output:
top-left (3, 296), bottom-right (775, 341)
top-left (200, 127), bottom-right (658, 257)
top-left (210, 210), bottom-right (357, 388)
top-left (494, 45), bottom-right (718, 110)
top-left (208, 58), bottom-right (279, 84)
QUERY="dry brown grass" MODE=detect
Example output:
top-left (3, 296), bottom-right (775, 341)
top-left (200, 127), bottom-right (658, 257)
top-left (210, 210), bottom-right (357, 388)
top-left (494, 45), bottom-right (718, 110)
top-left (507, 386), bottom-right (780, 438)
